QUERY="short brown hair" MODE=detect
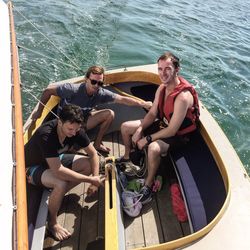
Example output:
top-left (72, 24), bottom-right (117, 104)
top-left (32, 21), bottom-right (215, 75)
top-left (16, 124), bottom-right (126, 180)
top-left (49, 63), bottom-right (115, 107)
top-left (157, 52), bottom-right (180, 69)
top-left (85, 66), bottom-right (105, 79)
top-left (59, 104), bottom-right (84, 124)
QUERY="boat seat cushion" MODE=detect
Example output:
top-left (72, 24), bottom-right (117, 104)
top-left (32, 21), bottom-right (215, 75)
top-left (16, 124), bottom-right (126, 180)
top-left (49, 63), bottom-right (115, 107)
top-left (170, 130), bottom-right (226, 232)
top-left (175, 157), bottom-right (207, 232)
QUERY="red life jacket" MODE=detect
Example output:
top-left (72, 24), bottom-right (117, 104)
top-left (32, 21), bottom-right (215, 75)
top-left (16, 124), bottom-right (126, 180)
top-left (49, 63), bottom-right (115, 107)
top-left (158, 76), bottom-right (200, 135)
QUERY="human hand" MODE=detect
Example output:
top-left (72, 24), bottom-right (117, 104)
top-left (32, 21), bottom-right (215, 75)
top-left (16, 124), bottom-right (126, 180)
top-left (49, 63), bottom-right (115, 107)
top-left (137, 137), bottom-right (147, 150)
top-left (90, 175), bottom-right (105, 187)
top-left (132, 130), bottom-right (142, 147)
top-left (142, 101), bottom-right (153, 110)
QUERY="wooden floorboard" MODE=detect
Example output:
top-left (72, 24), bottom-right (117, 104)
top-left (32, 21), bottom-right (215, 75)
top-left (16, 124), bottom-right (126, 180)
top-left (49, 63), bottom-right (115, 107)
top-left (43, 131), bottom-right (190, 250)
top-left (156, 181), bottom-right (184, 242)
top-left (142, 198), bottom-right (164, 246)
top-left (43, 185), bottom-right (76, 250)
top-left (124, 214), bottom-right (144, 249)
top-left (60, 183), bottom-right (84, 250)
top-left (79, 183), bottom-right (99, 250)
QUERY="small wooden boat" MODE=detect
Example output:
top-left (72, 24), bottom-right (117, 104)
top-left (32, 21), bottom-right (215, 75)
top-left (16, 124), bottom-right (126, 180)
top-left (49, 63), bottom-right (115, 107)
top-left (3, 1), bottom-right (250, 249)
top-left (23, 65), bottom-right (250, 250)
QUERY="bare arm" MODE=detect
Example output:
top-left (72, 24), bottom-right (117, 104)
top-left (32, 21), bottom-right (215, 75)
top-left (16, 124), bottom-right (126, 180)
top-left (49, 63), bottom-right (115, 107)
top-left (46, 144), bottom-right (100, 184)
top-left (114, 95), bottom-right (152, 110)
top-left (132, 86), bottom-right (163, 138)
top-left (46, 157), bottom-right (94, 183)
top-left (31, 84), bottom-right (58, 120)
top-left (46, 154), bottom-right (104, 188)
top-left (84, 143), bottom-right (102, 196)
top-left (83, 143), bottom-right (99, 176)
top-left (137, 90), bottom-right (194, 149)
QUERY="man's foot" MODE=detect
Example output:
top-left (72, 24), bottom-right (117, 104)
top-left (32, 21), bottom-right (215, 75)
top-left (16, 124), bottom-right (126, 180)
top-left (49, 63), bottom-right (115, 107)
top-left (94, 143), bottom-right (110, 155)
top-left (48, 223), bottom-right (71, 241)
top-left (139, 185), bottom-right (152, 205)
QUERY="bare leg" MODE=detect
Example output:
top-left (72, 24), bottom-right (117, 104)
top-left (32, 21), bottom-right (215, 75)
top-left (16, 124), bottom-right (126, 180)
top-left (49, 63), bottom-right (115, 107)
top-left (41, 155), bottom-right (92, 241)
top-left (64, 154), bottom-right (92, 192)
top-left (145, 140), bottom-right (169, 187)
top-left (87, 109), bottom-right (114, 152)
top-left (41, 171), bottom-right (71, 241)
top-left (120, 120), bottom-right (142, 159)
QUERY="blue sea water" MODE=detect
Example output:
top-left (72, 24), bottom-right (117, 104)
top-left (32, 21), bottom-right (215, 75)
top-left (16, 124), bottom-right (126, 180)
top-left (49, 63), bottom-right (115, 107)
top-left (10, 0), bottom-right (250, 173)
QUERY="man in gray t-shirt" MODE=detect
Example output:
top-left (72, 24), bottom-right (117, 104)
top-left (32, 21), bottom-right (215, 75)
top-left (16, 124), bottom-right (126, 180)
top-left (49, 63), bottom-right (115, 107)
top-left (56, 81), bottom-right (116, 117)
top-left (32, 65), bottom-right (152, 154)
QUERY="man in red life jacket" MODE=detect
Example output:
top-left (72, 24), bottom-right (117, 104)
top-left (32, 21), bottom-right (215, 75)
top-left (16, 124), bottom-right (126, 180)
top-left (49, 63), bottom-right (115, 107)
top-left (117, 52), bottom-right (200, 204)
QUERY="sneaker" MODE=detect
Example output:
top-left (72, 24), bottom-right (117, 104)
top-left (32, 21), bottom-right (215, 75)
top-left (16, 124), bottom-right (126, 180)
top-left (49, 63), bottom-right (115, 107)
top-left (115, 156), bottom-right (130, 165)
top-left (139, 185), bottom-right (152, 205)
top-left (115, 157), bottom-right (130, 172)
top-left (123, 161), bottom-right (141, 177)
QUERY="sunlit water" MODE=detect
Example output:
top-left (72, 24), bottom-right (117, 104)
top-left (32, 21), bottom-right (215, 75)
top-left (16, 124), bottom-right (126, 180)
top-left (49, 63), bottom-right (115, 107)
top-left (11, 0), bottom-right (250, 173)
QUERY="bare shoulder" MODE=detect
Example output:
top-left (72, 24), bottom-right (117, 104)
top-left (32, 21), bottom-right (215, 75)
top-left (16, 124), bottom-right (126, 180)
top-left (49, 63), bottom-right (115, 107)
top-left (175, 90), bottom-right (194, 106)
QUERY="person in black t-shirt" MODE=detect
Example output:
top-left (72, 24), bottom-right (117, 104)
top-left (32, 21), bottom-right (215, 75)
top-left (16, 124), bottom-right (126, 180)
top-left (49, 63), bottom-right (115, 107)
top-left (25, 104), bottom-right (104, 241)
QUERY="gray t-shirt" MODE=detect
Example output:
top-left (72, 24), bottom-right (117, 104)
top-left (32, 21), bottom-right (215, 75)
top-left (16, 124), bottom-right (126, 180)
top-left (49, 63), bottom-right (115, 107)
top-left (56, 82), bottom-right (116, 116)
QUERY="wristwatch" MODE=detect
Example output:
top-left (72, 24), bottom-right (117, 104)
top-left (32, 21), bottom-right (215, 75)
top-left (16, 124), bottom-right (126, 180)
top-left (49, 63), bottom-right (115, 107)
top-left (146, 135), bottom-right (152, 144)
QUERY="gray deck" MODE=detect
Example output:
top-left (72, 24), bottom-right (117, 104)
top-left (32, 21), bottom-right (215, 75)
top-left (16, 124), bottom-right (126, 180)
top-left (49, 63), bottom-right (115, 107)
top-left (43, 131), bottom-right (190, 250)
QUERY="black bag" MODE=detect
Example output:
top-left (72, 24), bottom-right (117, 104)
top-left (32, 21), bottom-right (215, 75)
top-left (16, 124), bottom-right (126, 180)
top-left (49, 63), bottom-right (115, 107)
top-left (129, 148), bottom-right (147, 177)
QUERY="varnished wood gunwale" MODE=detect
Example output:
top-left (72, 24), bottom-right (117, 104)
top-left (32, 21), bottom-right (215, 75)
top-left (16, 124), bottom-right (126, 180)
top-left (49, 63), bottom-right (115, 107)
top-left (8, 2), bottom-right (29, 250)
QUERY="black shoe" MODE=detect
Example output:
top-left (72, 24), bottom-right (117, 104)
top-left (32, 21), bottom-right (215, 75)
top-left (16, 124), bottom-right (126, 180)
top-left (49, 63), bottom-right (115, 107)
top-left (139, 185), bottom-right (152, 205)
top-left (115, 156), bottom-right (130, 165)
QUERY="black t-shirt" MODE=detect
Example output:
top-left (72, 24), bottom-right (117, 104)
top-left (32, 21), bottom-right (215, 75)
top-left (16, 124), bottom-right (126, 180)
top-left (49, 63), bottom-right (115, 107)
top-left (25, 119), bottom-right (90, 168)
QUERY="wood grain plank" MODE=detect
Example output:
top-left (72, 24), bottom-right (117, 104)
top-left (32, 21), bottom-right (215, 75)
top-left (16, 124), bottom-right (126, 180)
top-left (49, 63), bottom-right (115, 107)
top-left (78, 183), bottom-right (99, 250)
top-left (156, 181), bottom-right (184, 242)
top-left (180, 221), bottom-right (191, 236)
top-left (60, 183), bottom-right (85, 250)
top-left (141, 198), bottom-right (164, 246)
top-left (124, 214), bottom-right (145, 250)
top-left (43, 188), bottom-right (69, 250)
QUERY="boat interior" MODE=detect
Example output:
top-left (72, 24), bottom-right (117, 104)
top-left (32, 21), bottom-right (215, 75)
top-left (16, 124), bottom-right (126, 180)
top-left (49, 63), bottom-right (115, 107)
top-left (24, 80), bottom-right (227, 250)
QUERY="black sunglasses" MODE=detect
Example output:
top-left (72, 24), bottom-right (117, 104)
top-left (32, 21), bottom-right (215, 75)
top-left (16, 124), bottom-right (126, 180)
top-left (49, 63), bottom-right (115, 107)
top-left (89, 79), bottom-right (104, 86)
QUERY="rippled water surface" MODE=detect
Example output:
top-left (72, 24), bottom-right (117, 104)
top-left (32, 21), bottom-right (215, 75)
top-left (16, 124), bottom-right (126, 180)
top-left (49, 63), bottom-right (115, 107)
top-left (11, 0), bottom-right (250, 172)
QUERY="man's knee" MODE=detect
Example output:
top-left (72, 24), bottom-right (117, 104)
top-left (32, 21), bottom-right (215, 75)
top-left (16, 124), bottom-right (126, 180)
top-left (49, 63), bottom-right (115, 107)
top-left (106, 109), bottom-right (115, 121)
top-left (121, 121), bottom-right (128, 133)
top-left (98, 109), bottom-right (114, 123)
top-left (148, 142), bottom-right (162, 157)
top-left (121, 120), bottom-right (137, 134)
top-left (52, 178), bottom-right (68, 194)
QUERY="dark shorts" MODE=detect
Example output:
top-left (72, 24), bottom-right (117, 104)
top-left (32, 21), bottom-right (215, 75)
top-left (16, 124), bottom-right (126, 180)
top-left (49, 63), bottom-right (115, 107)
top-left (82, 111), bottom-right (92, 130)
top-left (26, 154), bottom-right (75, 187)
top-left (144, 120), bottom-right (196, 151)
